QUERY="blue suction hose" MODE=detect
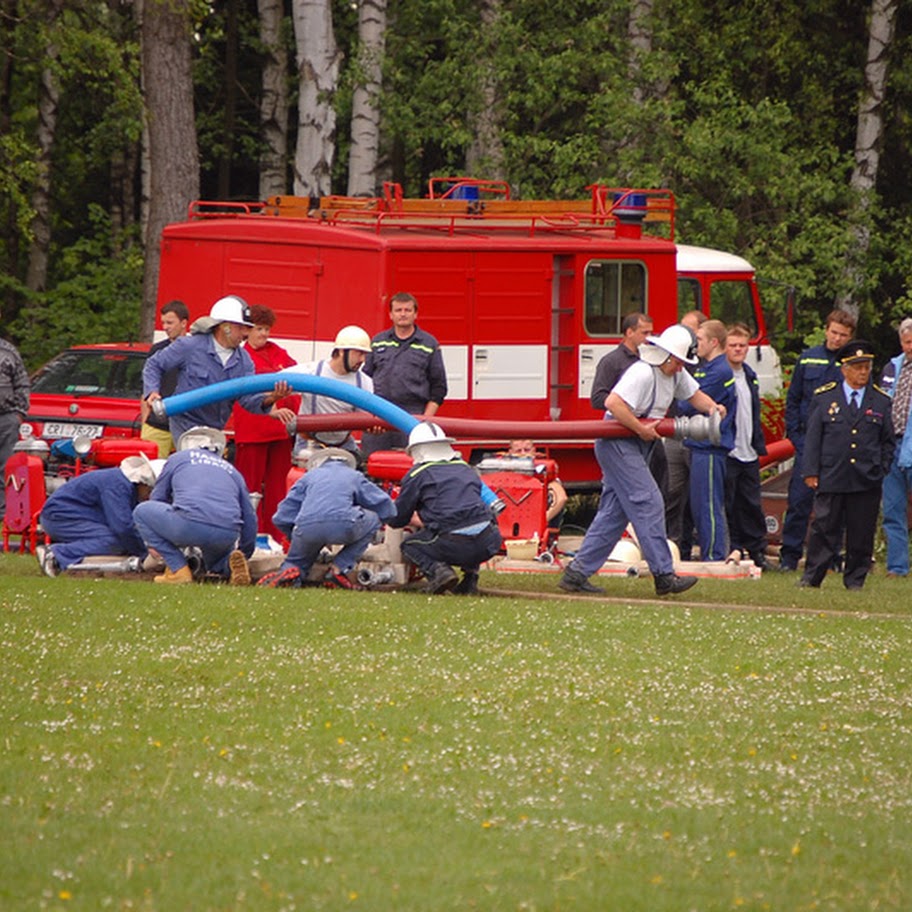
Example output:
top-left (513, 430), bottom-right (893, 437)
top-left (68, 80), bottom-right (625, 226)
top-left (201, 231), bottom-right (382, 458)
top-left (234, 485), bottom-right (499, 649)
top-left (153, 372), bottom-right (502, 508)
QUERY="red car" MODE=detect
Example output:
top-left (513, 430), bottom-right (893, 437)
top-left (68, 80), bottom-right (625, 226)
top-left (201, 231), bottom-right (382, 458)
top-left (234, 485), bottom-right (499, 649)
top-left (22, 343), bottom-right (151, 442)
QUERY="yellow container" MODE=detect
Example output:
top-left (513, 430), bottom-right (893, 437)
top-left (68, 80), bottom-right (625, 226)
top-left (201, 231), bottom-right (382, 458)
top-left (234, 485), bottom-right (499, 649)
top-left (505, 539), bottom-right (538, 561)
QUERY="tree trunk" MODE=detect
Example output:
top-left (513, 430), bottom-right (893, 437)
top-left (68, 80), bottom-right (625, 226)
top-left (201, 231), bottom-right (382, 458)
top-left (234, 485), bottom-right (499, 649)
top-left (465, 0), bottom-right (505, 180)
top-left (25, 0), bottom-right (64, 294)
top-left (139, 0), bottom-right (200, 340)
top-left (291, 0), bottom-right (340, 197)
top-left (347, 0), bottom-right (387, 197)
top-left (835, 0), bottom-right (899, 317)
top-left (218, 0), bottom-right (239, 199)
top-left (258, 0), bottom-right (289, 199)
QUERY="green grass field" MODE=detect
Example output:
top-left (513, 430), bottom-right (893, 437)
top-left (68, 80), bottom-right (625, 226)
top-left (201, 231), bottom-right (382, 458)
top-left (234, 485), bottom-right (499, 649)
top-left (2, 553), bottom-right (910, 911)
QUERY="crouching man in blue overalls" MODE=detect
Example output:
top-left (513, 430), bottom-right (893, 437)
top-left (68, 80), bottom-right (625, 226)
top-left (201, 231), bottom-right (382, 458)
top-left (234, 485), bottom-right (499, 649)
top-left (388, 422), bottom-right (502, 595)
top-left (133, 426), bottom-right (257, 585)
top-left (37, 454), bottom-right (164, 577)
top-left (559, 324), bottom-right (727, 597)
top-left (258, 447), bottom-right (396, 589)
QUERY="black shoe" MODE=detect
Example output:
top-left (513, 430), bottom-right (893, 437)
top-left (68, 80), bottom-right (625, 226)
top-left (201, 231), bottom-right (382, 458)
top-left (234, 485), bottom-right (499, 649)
top-left (426, 564), bottom-right (458, 594)
top-left (257, 566), bottom-right (302, 588)
top-left (777, 563), bottom-right (797, 573)
top-left (325, 570), bottom-right (357, 590)
top-left (654, 573), bottom-right (697, 596)
top-left (558, 567), bottom-right (604, 594)
top-left (453, 570), bottom-right (479, 595)
top-left (796, 578), bottom-right (818, 588)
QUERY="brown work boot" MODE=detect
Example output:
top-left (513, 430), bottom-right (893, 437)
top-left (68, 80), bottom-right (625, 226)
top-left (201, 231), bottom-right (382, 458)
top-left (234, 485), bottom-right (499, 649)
top-left (228, 549), bottom-right (251, 586)
top-left (154, 565), bottom-right (193, 585)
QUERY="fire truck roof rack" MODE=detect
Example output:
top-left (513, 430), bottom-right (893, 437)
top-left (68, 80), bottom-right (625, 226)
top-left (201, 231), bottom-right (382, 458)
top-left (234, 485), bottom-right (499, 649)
top-left (187, 178), bottom-right (676, 240)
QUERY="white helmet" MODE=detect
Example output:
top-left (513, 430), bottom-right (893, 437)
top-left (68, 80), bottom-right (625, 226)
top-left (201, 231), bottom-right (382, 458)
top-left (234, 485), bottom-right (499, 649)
top-left (407, 421), bottom-right (458, 464)
top-left (333, 325), bottom-right (373, 353)
top-left (209, 295), bottom-right (254, 326)
top-left (177, 425), bottom-right (227, 454)
top-left (640, 324), bottom-right (698, 366)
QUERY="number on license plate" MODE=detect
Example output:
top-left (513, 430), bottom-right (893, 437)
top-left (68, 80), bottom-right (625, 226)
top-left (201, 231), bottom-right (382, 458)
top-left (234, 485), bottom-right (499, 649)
top-left (42, 423), bottom-right (104, 439)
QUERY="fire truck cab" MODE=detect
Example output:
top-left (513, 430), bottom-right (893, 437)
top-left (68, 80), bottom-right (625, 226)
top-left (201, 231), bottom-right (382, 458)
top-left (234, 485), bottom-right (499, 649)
top-left (156, 179), bottom-right (777, 487)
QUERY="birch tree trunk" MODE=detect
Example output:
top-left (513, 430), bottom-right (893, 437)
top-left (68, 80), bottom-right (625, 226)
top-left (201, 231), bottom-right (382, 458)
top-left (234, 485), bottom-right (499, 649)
top-left (25, 0), bottom-right (64, 294)
top-left (139, 0), bottom-right (200, 339)
top-left (835, 0), bottom-right (899, 316)
top-left (347, 0), bottom-right (387, 197)
top-left (465, 0), bottom-right (505, 180)
top-left (258, 0), bottom-right (289, 199)
top-left (292, 0), bottom-right (339, 197)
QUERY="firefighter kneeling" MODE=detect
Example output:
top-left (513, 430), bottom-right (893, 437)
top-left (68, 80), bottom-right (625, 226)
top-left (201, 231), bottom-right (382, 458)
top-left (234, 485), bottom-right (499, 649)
top-left (388, 422), bottom-right (502, 595)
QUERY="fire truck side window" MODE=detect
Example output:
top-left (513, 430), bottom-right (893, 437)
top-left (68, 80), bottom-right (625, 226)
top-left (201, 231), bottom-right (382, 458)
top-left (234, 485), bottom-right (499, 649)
top-left (709, 279), bottom-right (758, 336)
top-left (677, 277), bottom-right (701, 318)
top-left (584, 260), bottom-right (647, 336)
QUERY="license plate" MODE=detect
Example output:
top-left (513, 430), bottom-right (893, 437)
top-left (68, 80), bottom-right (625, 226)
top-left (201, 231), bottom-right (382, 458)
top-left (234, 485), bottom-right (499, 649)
top-left (42, 422), bottom-right (105, 439)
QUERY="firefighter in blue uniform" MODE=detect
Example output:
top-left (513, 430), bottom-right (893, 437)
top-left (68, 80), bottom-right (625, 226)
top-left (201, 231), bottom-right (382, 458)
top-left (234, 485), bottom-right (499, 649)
top-left (779, 309), bottom-right (855, 570)
top-left (799, 341), bottom-right (894, 590)
top-left (388, 422), bottom-right (501, 595)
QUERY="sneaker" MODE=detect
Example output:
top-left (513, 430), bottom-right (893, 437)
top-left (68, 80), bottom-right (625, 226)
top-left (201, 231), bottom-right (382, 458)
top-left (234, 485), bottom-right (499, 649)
top-left (654, 573), bottom-right (697, 596)
top-left (426, 564), bottom-right (458, 594)
top-left (558, 567), bottom-right (603, 594)
top-left (228, 550), bottom-right (251, 586)
top-left (36, 544), bottom-right (60, 578)
top-left (453, 570), bottom-right (480, 595)
top-left (325, 570), bottom-right (357, 590)
top-left (257, 566), bottom-right (302, 588)
top-left (154, 565), bottom-right (194, 585)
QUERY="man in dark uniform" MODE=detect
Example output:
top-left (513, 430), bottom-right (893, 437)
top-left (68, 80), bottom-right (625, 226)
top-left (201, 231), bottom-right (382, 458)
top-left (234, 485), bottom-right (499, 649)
top-left (388, 422), bottom-right (501, 595)
top-left (362, 292), bottom-right (448, 455)
top-left (799, 341), bottom-right (894, 590)
top-left (779, 309), bottom-right (855, 570)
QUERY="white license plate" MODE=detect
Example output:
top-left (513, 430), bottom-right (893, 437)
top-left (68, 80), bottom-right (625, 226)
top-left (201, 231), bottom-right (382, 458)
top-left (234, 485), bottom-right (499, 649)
top-left (42, 422), bottom-right (105, 439)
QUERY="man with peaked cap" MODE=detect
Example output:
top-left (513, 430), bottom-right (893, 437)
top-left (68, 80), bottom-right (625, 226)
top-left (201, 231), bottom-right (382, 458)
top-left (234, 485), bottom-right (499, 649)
top-left (799, 340), bottom-right (894, 590)
top-left (142, 294), bottom-right (296, 442)
top-left (37, 454), bottom-right (163, 576)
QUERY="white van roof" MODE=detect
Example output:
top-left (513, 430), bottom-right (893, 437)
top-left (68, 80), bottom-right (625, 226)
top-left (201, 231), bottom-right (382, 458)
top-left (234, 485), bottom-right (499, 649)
top-left (676, 244), bottom-right (754, 275)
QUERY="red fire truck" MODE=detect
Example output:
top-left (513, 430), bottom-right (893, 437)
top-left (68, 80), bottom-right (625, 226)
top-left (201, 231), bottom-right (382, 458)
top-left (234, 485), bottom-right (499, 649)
top-left (156, 178), bottom-right (779, 487)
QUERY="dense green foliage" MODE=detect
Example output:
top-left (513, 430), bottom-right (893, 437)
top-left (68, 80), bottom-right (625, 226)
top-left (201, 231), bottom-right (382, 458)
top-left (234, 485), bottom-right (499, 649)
top-left (2, 0), bottom-right (912, 366)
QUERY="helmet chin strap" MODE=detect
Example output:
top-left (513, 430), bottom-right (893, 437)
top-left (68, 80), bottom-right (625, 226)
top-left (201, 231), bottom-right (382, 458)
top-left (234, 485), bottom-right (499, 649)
top-left (342, 350), bottom-right (352, 373)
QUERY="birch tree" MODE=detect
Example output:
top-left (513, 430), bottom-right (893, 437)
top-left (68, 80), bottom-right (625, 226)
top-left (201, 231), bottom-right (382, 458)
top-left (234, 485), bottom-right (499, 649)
top-left (347, 0), bottom-right (386, 196)
top-left (465, 0), bottom-right (504, 180)
top-left (139, 0), bottom-right (199, 338)
top-left (258, 0), bottom-right (289, 198)
top-left (292, 0), bottom-right (339, 197)
top-left (835, 0), bottom-right (899, 317)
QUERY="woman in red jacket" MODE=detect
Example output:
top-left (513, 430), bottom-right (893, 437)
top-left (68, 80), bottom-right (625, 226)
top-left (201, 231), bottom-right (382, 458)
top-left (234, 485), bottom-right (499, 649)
top-left (232, 304), bottom-right (300, 542)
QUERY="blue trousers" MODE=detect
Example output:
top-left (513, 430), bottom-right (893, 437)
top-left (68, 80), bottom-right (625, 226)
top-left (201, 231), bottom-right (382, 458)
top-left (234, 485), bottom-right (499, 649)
top-left (780, 440), bottom-right (814, 567)
top-left (882, 454), bottom-right (912, 576)
top-left (282, 512), bottom-right (381, 576)
top-left (133, 501), bottom-right (240, 575)
top-left (571, 437), bottom-right (674, 578)
top-left (689, 448), bottom-right (729, 561)
top-left (401, 522), bottom-right (502, 575)
top-left (41, 515), bottom-right (134, 570)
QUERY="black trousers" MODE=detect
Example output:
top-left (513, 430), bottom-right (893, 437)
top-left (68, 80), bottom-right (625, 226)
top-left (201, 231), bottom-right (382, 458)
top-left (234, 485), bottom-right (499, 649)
top-left (401, 522), bottom-right (502, 575)
top-left (802, 488), bottom-right (881, 589)
top-left (724, 456), bottom-right (768, 561)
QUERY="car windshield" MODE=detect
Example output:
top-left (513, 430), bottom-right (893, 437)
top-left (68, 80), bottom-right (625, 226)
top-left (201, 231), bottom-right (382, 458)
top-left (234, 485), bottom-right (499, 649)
top-left (30, 349), bottom-right (148, 398)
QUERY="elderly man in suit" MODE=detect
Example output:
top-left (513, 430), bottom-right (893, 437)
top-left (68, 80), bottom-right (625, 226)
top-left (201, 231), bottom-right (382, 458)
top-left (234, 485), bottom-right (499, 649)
top-left (799, 341), bottom-right (895, 590)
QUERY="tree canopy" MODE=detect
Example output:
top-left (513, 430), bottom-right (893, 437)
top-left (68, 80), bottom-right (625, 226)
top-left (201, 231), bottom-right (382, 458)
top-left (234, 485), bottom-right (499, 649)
top-left (2, 0), bottom-right (911, 368)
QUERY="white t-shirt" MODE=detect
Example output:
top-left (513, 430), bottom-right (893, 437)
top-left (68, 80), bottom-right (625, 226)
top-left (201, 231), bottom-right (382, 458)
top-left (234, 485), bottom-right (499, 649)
top-left (730, 367), bottom-right (757, 462)
top-left (282, 359), bottom-right (374, 445)
top-left (608, 359), bottom-right (699, 419)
